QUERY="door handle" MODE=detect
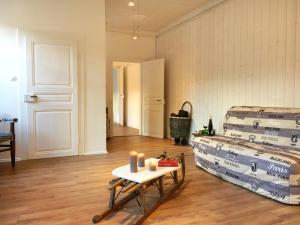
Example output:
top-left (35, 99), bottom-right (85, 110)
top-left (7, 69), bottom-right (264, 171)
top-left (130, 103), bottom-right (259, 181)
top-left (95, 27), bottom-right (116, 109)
top-left (24, 95), bottom-right (38, 103)
top-left (155, 99), bottom-right (165, 104)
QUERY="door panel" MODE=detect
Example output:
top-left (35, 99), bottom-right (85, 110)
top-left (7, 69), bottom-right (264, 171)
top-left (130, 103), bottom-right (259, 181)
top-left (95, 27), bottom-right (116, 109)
top-left (33, 43), bottom-right (71, 86)
top-left (37, 95), bottom-right (72, 103)
top-left (26, 34), bottom-right (78, 159)
top-left (142, 59), bottom-right (164, 138)
top-left (35, 110), bottom-right (72, 152)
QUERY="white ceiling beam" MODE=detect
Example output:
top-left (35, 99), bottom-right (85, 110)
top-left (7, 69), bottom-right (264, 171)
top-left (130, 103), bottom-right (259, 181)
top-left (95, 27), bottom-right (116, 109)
top-left (156, 0), bottom-right (226, 37)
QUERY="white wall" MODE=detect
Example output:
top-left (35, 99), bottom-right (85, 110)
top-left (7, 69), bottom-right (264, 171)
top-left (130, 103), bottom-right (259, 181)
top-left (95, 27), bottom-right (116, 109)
top-left (0, 0), bottom-right (106, 159)
top-left (106, 31), bottom-right (156, 136)
top-left (125, 63), bottom-right (141, 130)
top-left (0, 25), bottom-right (19, 160)
top-left (157, 0), bottom-right (300, 136)
top-left (0, 26), bottom-right (19, 118)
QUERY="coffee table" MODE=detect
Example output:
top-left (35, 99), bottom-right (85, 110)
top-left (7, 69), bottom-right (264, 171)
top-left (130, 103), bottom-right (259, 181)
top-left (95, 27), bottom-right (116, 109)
top-left (92, 152), bottom-right (185, 225)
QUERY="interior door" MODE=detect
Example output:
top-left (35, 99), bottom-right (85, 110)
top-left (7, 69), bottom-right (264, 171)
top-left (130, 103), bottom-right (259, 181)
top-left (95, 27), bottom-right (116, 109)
top-left (112, 69), bottom-right (119, 124)
top-left (25, 33), bottom-right (78, 159)
top-left (142, 59), bottom-right (164, 138)
top-left (117, 67), bottom-right (125, 126)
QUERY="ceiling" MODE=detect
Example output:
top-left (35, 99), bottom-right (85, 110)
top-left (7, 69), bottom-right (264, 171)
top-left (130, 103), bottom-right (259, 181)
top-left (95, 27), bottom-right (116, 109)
top-left (106, 0), bottom-right (212, 34)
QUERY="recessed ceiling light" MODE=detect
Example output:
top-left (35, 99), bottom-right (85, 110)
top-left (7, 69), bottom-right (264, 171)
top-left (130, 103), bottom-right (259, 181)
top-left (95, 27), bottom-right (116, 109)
top-left (128, 1), bottom-right (135, 7)
top-left (133, 35), bottom-right (138, 40)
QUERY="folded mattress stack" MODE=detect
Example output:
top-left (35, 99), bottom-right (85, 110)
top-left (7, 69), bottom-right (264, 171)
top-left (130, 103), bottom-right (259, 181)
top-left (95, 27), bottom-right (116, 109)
top-left (192, 106), bottom-right (300, 204)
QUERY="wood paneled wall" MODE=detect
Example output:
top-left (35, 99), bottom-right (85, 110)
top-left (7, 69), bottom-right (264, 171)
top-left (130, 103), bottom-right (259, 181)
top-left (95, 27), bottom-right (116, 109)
top-left (156, 0), bottom-right (300, 135)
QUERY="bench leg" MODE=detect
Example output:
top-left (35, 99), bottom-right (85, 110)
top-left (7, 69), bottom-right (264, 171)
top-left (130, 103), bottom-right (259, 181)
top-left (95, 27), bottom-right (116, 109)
top-left (10, 140), bottom-right (15, 167)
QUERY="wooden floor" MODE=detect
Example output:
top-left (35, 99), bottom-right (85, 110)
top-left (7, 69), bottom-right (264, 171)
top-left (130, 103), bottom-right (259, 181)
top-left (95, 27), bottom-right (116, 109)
top-left (113, 124), bottom-right (139, 137)
top-left (0, 136), bottom-right (300, 225)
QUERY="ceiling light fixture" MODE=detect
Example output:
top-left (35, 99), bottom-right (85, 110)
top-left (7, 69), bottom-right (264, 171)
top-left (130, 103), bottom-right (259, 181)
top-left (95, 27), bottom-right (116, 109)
top-left (132, 34), bottom-right (138, 40)
top-left (128, 1), bottom-right (135, 7)
top-left (132, 30), bottom-right (138, 40)
top-left (130, 0), bottom-right (141, 41)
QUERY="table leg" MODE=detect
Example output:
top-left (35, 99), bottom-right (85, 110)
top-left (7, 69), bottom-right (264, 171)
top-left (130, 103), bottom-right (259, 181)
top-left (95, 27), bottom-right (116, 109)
top-left (173, 171), bottom-right (178, 184)
top-left (138, 186), bottom-right (146, 215)
top-left (158, 176), bottom-right (164, 198)
top-left (93, 190), bottom-right (139, 224)
top-left (108, 187), bottom-right (116, 209)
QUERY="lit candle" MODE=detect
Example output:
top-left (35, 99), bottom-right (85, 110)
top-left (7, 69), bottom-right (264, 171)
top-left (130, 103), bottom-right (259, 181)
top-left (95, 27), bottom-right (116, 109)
top-left (129, 151), bottom-right (138, 173)
top-left (138, 153), bottom-right (145, 167)
top-left (149, 161), bottom-right (157, 171)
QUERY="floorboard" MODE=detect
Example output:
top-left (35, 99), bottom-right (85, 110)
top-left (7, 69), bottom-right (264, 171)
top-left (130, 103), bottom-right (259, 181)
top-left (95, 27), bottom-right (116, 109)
top-left (0, 136), bottom-right (299, 225)
top-left (113, 124), bottom-right (139, 137)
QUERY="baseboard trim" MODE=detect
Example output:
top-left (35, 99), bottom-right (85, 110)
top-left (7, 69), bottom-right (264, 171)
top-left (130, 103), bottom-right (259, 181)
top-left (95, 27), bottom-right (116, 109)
top-left (0, 157), bottom-right (22, 163)
top-left (83, 150), bottom-right (108, 155)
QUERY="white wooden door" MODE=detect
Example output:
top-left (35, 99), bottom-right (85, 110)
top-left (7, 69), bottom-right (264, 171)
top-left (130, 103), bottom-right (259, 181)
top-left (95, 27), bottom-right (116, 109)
top-left (25, 34), bottom-right (78, 159)
top-left (118, 67), bottom-right (125, 126)
top-left (112, 69), bottom-right (119, 124)
top-left (142, 59), bottom-right (164, 138)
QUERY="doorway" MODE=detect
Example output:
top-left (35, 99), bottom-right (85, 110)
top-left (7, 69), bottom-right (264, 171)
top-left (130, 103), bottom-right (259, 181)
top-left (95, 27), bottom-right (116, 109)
top-left (112, 62), bottom-right (141, 137)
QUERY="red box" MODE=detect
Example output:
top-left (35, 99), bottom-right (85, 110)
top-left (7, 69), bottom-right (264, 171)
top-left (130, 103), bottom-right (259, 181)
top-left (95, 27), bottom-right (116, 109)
top-left (158, 159), bottom-right (179, 167)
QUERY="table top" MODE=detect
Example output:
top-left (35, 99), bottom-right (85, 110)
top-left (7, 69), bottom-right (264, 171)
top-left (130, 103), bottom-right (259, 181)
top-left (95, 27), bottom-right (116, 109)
top-left (112, 158), bottom-right (180, 184)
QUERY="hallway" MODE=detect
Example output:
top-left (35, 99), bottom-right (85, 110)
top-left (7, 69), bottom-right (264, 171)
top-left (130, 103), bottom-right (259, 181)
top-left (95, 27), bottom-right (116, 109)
top-left (113, 123), bottom-right (139, 136)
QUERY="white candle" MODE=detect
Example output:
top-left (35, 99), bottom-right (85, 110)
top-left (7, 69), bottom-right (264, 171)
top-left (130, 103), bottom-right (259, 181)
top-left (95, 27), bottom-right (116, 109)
top-left (138, 153), bottom-right (145, 167)
top-left (129, 151), bottom-right (138, 173)
top-left (149, 161), bottom-right (157, 171)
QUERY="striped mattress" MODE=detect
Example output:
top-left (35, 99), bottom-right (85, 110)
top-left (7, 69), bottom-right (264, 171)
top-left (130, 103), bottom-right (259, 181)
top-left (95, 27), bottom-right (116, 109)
top-left (191, 106), bottom-right (300, 204)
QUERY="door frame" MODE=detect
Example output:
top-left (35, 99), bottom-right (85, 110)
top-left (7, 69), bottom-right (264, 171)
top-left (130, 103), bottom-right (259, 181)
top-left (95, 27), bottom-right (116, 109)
top-left (111, 61), bottom-right (142, 136)
top-left (18, 29), bottom-right (85, 160)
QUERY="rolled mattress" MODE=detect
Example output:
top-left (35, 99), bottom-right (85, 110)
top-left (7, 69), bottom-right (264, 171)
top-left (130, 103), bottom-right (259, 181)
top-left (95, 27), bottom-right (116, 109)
top-left (192, 135), bottom-right (300, 204)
